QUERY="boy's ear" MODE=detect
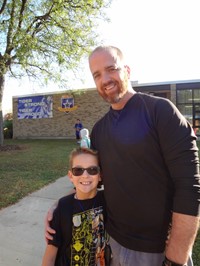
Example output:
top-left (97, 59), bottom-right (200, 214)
top-left (97, 178), bottom-right (103, 189)
top-left (68, 170), bottom-right (73, 182)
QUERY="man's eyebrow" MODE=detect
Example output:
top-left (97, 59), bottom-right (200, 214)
top-left (106, 65), bottom-right (114, 69)
top-left (92, 65), bottom-right (118, 77)
top-left (106, 64), bottom-right (116, 68)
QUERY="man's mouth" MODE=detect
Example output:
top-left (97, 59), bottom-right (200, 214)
top-left (105, 83), bottom-right (116, 92)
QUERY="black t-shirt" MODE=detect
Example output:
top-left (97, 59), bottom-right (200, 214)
top-left (48, 190), bottom-right (107, 266)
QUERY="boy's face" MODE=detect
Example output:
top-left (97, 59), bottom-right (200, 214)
top-left (68, 153), bottom-right (101, 199)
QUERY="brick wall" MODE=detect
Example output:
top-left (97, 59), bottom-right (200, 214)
top-left (13, 88), bottom-right (109, 139)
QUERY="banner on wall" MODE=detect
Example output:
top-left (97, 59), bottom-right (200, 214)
top-left (18, 95), bottom-right (53, 119)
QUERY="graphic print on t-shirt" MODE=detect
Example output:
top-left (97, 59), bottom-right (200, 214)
top-left (71, 206), bottom-right (105, 266)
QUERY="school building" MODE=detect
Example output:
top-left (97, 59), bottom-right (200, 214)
top-left (12, 79), bottom-right (200, 139)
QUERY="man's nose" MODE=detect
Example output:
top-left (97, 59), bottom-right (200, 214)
top-left (101, 71), bottom-right (111, 83)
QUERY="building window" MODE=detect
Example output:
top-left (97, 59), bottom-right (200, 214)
top-left (176, 88), bottom-right (200, 135)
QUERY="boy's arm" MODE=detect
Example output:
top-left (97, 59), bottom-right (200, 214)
top-left (42, 244), bottom-right (58, 266)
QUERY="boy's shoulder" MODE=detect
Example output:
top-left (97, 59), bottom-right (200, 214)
top-left (97, 189), bottom-right (104, 197)
top-left (58, 193), bottom-right (75, 207)
top-left (96, 190), bottom-right (106, 204)
top-left (57, 191), bottom-right (104, 209)
top-left (55, 193), bottom-right (75, 221)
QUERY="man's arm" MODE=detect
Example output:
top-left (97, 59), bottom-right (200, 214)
top-left (45, 201), bottom-right (58, 242)
top-left (165, 212), bottom-right (200, 264)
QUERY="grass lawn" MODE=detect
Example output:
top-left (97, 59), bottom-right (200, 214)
top-left (0, 139), bottom-right (77, 209)
top-left (0, 139), bottom-right (199, 265)
top-left (193, 229), bottom-right (200, 265)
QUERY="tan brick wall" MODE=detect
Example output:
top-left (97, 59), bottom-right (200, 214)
top-left (13, 89), bottom-right (109, 139)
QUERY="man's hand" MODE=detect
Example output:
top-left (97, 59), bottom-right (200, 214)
top-left (44, 201), bottom-right (58, 243)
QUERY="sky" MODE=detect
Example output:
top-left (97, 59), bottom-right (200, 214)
top-left (2, 0), bottom-right (200, 114)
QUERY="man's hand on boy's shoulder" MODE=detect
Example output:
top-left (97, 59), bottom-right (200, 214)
top-left (45, 202), bottom-right (57, 243)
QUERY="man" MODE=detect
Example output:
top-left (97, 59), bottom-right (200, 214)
top-left (46, 46), bottom-right (200, 266)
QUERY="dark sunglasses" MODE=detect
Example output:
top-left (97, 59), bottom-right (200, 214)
top-left (71, 166), bottom-right (100, 176)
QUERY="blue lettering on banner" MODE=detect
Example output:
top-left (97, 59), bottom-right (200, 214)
top-left (18, 95), bottom-right (53, 119)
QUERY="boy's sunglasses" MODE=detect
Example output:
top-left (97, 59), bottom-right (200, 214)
top-left (71, 166), bottom-right (100, 176)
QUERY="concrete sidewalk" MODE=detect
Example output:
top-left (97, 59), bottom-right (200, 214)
top-left (0, 176), bottom-right (74, 266)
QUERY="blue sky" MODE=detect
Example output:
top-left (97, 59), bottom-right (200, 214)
top-left (3, 0), bottom-right (200, 114)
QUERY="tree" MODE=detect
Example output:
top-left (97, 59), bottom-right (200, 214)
top-left (0, 0), bottom-right (111, 145)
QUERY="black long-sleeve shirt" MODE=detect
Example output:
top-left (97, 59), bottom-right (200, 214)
top-left (91, 92), bottom-right (200, 253)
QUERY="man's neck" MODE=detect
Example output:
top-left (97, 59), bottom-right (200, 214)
top-left (111, 90), bottom-right (136, 110)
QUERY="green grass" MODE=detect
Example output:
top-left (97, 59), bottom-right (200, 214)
top-left (0, 139), bottom-right (77, 209)
top-left (193, 229), bottom-right (200, 266)
top-left (0, 139), bottom-right (199, 265)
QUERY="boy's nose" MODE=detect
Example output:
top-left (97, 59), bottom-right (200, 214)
top-left (81, 169), bottom-right (90, 176)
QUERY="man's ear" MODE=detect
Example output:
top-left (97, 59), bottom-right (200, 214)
top-left (125, 65), bottom-right (131, 79)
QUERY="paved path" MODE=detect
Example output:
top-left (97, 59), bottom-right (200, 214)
top-left (0, 176), bottom-right (74, 266)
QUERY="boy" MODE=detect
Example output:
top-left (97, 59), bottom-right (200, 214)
top-left (74, 119), bottom-right (83, 142)
top-left (42, 147), bottom-right (109, 266)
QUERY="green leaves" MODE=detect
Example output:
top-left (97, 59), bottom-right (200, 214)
top-left (0, 0), bottom-right (112, 84)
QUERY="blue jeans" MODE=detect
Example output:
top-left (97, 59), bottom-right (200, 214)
top-left (109, 236), bottom-right (193, 266)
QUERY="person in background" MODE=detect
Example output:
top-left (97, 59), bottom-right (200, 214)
top-left (74, 119), bottom-right (83, 143)
top-left (45, 45), bottom-right (200, 266)
top-left (80, 128), bottom-right (91, 149)
top-left (42, 147), bottom-right (110, 266)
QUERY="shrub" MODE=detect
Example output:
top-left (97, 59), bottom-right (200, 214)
top-left (3, 114), bottom-right (13, 139)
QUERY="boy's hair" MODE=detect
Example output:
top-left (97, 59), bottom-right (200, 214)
top-left (69, 147), bottom-right (99, 169)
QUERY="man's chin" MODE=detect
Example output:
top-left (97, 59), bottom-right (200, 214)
top-left (105, 96), bottom-right (120, 104)
top-left (99, 91), bottom-right (122, 104)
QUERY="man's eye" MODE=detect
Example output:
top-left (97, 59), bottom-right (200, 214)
top-left (109, 67), bottom-right (121, 72)
top-left (93, 74), bottom-right (100, 80)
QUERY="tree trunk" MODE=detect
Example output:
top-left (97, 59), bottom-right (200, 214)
top-left (0, 73), bottom-right (5, 146)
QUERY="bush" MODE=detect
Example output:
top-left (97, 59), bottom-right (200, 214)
top-left (3, 118), bottom-right (13, 139)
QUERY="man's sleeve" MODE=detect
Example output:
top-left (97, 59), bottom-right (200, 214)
top-left (155, 98), bottom-right (200, 216)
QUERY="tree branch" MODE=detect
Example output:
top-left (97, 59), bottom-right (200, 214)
top-left (6, 0), bottom-right (16, 55)
top-left (26, 3), bottom-right (54, 35)
top-left (17, 0), bottom-right (28, 30)
top-left (0, 0), bottom-right (7, 15)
